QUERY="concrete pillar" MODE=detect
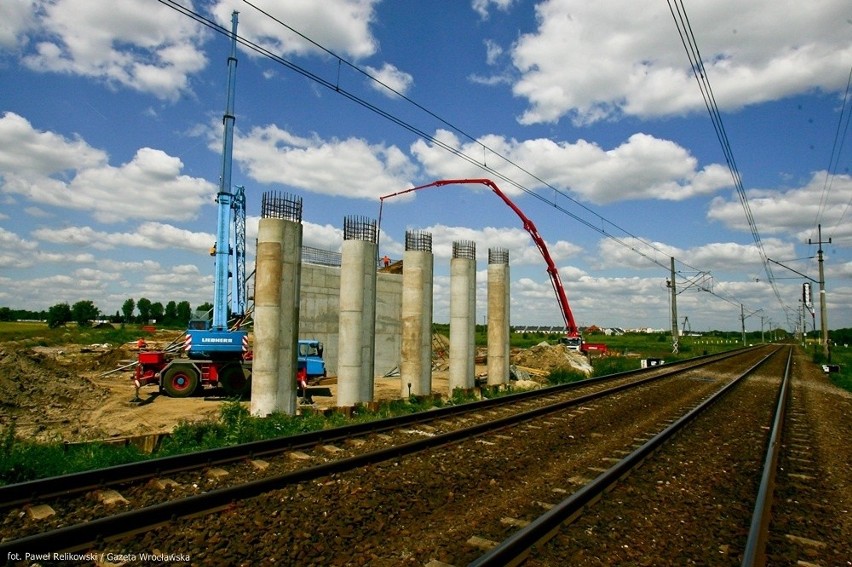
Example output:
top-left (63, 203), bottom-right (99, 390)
top-left (449, 240), bottom-right (476, 393)
top-left (400, 230), bottom-right (433, 397)
top-left (487, 247), bottom-right (510, 386)
top-left (277, 216), bottom-right (302, 415)
top-left (337, 216), bottom-right (378, 407)
top-left (251, 192), bottom-right (302, 416)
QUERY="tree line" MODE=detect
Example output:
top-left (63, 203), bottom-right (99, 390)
top-left (0, 298), bottom-right (214, 328)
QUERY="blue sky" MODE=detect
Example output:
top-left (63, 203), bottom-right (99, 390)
top-left (1, 0), bottom-right (850, 334)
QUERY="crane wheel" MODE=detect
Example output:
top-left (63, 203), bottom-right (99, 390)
top-left (162, 364), bottom-right (199, 398)
top-left (219, 363), bottom-right (250, 398)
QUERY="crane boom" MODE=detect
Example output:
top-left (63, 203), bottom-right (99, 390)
top-left (212, 10), bottom-right (239, 331)
top-left (378, 178), bottom-right (580, 337)
top-left (183, 10), bottom-right (247, 360)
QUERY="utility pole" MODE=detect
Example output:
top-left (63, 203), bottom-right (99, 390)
top-left (668, 257), bottom-right (678, 354)
top-left (741, 304), bottom-right (746, 347)
top-left (809, 224), bottom-right (831, 360)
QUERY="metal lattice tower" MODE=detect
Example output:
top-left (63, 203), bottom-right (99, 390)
top-left (232, 185), bottom-right (246, 317)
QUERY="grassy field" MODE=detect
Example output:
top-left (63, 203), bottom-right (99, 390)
top-left (0, 320), bottom-right (151, 348)
top-left (809, 342), bottom-right (852, 392)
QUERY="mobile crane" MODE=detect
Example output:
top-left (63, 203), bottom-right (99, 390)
top-left (378, 178), bottom-right (606, 354)
top-left (133, 11), bottom-right (250, 398)
top-left (133, 12), bottom-right (326, 399)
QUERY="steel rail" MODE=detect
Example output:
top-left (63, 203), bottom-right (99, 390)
top-left (0, 348), bottom-right (762, 555)
top-left (0, 348), bottom-right (754, 509)
top-left (741, 346), bottom-right (793, 566)
top-left (469, 345), bottom-right (786, 567)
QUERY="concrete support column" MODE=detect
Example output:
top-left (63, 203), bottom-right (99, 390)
top-left (252, 193), bottom-right (302, 416)
top-left (487, 247), bottom-right (510, 386)
top-left (400, 230), bottom-right (433, 397)
top-left (337, 216), bottom-right (378, 407)
top-left (277, 216), bottom-right (302, 415)
top-left (449, 240), bottom-right (476, 393)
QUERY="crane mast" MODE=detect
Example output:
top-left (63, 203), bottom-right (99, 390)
top-left (183, 10), bottom-right (247, 360)
top-left (212, 10), bottom-right (239, 331)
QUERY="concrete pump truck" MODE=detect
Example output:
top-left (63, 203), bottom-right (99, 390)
top-left (133, 12), bottom-right (326, 399)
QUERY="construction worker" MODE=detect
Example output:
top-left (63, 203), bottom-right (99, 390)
top-left (382, 254), bottom-right (391, 268)
top-left (297, 368), bottom-right (313, 404)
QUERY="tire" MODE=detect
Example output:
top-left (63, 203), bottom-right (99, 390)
top-left (219, 363), bottom-right (251, 398)
top-left (162, 364), bottom-right (199, 398)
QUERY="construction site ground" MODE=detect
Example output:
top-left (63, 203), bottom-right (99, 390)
top-left (0, 331), bottom-right (593, 445)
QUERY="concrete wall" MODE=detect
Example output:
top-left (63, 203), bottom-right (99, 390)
top-left (298, 262), bottom-right (402, 378)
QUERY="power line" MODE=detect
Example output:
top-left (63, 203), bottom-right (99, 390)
top-left (666, 0), bottom-right (786, 314)
top-left (237, 0), bottom-right (692, 274)
top-left (819, 65), bottom-right (852, 241)
top-left (157, 0), bottom-right (764, 317)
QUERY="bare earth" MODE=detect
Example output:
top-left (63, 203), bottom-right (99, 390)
top-left (0, 334), bottom-right (584, 444)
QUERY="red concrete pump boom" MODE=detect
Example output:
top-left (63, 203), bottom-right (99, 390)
top-left (378, 178), bottom-right (581, 338)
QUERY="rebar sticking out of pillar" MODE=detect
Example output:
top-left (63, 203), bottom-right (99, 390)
top-left (405, 230), bottom-right (432, 252)
top-left (488, 247), bottom-right (509, 265)
top-left (453, 240), bottom-right (476, 260)
top-left (344, 215), bottom-right (378, 243)
top-left (261, 191), bottom-right (303, 222)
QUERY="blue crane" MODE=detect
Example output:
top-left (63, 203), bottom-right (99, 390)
top-left (185, 10), bottom-right (248, 360)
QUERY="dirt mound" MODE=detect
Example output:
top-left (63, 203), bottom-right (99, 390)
top-left (511, 343), bottom-right (592, 375)
top-left (0, 349), bottom-right (110, 441)
top-left (0, 337), bottom-right (595, 444)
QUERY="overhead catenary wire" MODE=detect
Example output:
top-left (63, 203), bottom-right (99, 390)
top-left (237, 0), bottom-right (691, 274)
top-left (157, 0), bottom-right (763, 318)
top-left (158, 0), bottom-right (699, 275)
top-left (817, 65), bottom-right (852, 242)
top-left (666, 0), bottom-right (785, 314)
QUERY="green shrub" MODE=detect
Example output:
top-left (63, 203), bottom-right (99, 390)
top-left (546, 367), bottom-right (586, 385)
top-left (0, 425), bottom-right (147, 486)
top-left (591, 356), bottom-right (639, 377)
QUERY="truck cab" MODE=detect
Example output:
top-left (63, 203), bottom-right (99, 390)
top-left (298, 339), bottom-right (326, 381)
top-left (560, 335), bottom-right (583, 351)
top-left (184, 311), bottom-right (247, 361)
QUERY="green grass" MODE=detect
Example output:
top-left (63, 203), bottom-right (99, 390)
top-left (0, 393), bottom-right (492, 485)
top-left (813, 344), bottom-right (852, 392)
top-left (0, 321), bottom-right (141, 348)
top-left (0, 425), bottom-right (150, 485)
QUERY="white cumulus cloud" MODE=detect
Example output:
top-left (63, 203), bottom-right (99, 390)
top-left (510, 0), bottom-right (852, 125)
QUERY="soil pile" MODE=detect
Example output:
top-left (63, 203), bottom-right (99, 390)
top-left (0, 348), bottom-right (110, 441)
top-left (511, 342), bottom-right (593, 375)
top-left (0, 336), bottom-right (594, 444)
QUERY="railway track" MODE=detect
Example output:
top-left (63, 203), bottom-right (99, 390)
top-left (476, 344), bottom-right (790, 566)
top-left (0, 346), bottom-right (789, 564)
top-left (472, 343), bottom-right (848, 566)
